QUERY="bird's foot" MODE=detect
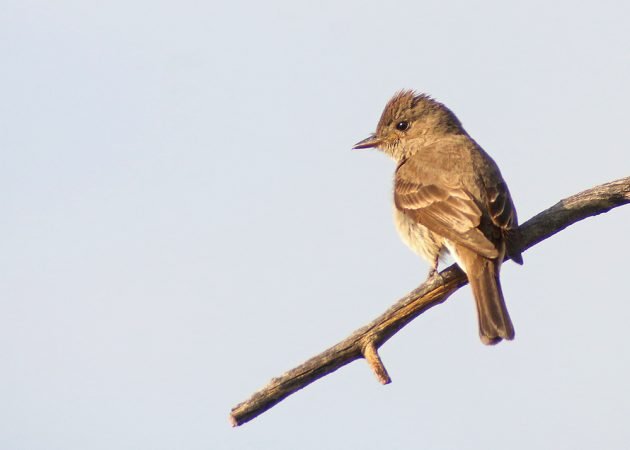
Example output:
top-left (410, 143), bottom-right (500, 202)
top-left (426, 268), bottom-right (444, 284)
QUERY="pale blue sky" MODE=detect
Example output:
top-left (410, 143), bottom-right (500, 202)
top-left (1, 1), bottom-right (629, 449)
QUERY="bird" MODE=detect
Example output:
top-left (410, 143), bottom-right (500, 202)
top-left (353, 90), bottom-right (523, 345)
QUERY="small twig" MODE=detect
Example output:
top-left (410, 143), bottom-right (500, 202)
top-left (362, 341), bottom-right (391, 385)
top-left (230, 176), bottom-right (630, 427)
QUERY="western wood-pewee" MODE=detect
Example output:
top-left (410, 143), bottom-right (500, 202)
top-left (354, 90), bottom-right (523, 345)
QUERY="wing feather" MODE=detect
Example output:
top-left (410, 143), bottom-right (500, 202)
top-left (395, 176), bottom-right (499, 259)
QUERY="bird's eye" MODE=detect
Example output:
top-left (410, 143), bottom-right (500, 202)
top-left (396, 121), bottom-right (409, 131)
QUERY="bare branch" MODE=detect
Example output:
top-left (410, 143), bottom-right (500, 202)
top-left (230, 176), bottom-right (630, 427)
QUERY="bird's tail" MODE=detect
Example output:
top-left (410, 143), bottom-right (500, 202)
top-left (455, 246), bottom-right (515, 345)
top-left (469, 257), bottom-right (514, 345)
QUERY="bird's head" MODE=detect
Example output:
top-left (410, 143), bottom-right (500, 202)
top-left (353, 90), bottom-right (464, 161)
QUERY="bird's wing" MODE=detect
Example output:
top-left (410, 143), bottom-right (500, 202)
top-left (486, 180), bottom-right (523, 264)
top-left (486, 181), bottom-right (517, 230)
top-left (395, 159), bottom-right (500, 259)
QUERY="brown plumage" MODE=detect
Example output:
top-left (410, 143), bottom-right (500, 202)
top-left (354, 90), bottom-right (522, 345)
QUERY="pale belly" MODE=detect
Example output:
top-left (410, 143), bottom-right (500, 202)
top-left (393, 207), bottom-right (446, 265)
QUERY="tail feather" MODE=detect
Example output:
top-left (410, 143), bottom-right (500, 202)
top-left (469, 261), bottom-right (514, 345)
top-left (452, 245), bottom-right (514, 345)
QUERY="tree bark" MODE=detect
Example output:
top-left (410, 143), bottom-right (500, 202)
top-left (229, 176), bottom-right (630, 427)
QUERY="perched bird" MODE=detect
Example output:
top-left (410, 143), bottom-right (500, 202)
top-left (354, 90), bottom-right (523, 345)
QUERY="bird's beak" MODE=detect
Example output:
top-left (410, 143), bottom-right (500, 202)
top-left (352, 134), bottom-right (382, 150)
